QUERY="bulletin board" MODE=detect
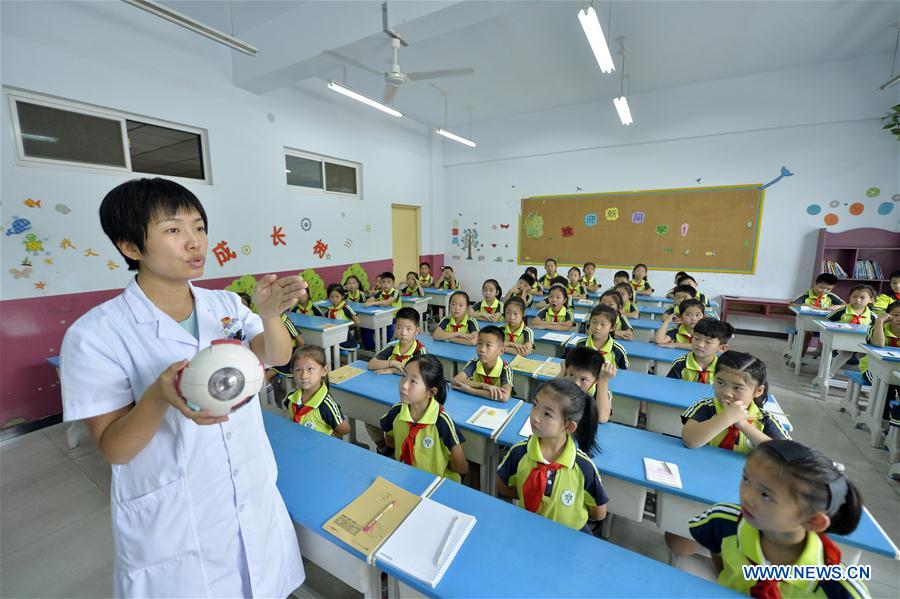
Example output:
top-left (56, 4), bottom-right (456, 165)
top-left (517, 185), bottom-right (765, 273)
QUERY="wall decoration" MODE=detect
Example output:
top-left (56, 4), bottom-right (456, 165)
top-left (631, 212), bottom-right (645, 224)
top-left (241, 245), bottom-right (252, 255)
top-left (84, 248), bottom-right (99, 257)
top-left (477, 255), bottom-right (486, 262)
top-left (60, 238), bottom-right (76, 250)
top-left (55, 204), bottom-right (71, 215)
top-left (34, 281), bottom-right (46, 290)
top-left (107, 260), bottom-right (119, 270)
top-left (451, 236), bottom-right (459, 245)
top-left (494, 256), bottom-right (503, 262)
top-left (43, 258), bottom-right (52, 265)
top-left (806, 204), bottom-right (822, 215)
top-left (584, 213), bottom-right (598, 227)
top-left (866, 187), bottom-right (880, 198)
top-left (9, 266), bottom-right (32, 279)
top-left (491, 243), bottom-right (497, 248)
top-left (663, 247), bottom-right (673, 253)
top-left (705, 250), bottom-right (717, 257)
top-left (500, 224), bottom-right (510, 229)
top-left (828, 200), bottom-right (840, 208)
top-left (561, 226), bottom-right (574, 238)
top-left (341, 264), bottom-right (370, 290)
top-left (451, 227), bottom-right (459, 235)
top-left (893, 194), bottom-right (900, 202)
top-left (6, 216), bottom-right (31, 236)
top-left (655, 224), bottom-right (669, 235)
top-left (758, 166), bottom-right (793, 190)
top-left (524, 212), bottom-right (544, 239)
top-left (681, 223), bottom-right (690, 237)
top-left (344, 238), bottom-right (353, 248)
top-left (23, 233), bottom-right (46, 255)
top-left (300, 268), bottom-right (326, 301)
top-left (683, 249), bottom-right (691, 256)
top-left (22, 257), bottom-right (32, 266)
top-left (225, 275), bottom-right (257, 297)
top-left (451, 255), bottom-right (461, 260)
top-left (312, 239), bottom-right (329, 259)
top-left (341, 212), bottom-right (346, 218)
top-left (211, 240), bottom-right (237, 266)
top-left (605, 207), bottom-right (620, 221)
top-left (300, 217), bottom-right (312, 231)
top-left (877, 202), bottom-right (894, 215)
top-left (506, 258), bottom-right (515, 262)
top-left (271, 226), bottom-right (286, 246)
top-left (325, 253), bottom-right (332, 260)
top-left (744, 240), bottom-right (751, 249)
top-left (460, 228), bottom-right (481, 260)
top-left (695, 178), bottom-right (702, 184)
top-left (365, 224), bottom-right (372, 232)
top-left (23, 198), bottom-right (41, 208)
top-left (823, 213), bottom-right (839, 226)
top-left (492, 225), bottom-right (497, 230)
top-left (848, 202), bottom-right (864, 216)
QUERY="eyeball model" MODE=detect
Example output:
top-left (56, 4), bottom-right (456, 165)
top-left (175, 339), bottom-right (264, 416)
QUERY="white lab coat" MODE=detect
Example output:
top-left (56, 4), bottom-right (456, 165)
top-left (60, 278), bottom-right (304, 598)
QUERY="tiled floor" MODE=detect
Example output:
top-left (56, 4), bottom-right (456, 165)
top-left (1, 335), bottom-right (898, 597)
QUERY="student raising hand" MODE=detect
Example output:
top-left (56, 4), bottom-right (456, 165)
top-left (253, 274), bottom-right (308, 319)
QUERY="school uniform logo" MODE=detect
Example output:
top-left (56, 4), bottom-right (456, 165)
top-left (422, 436), bottom-right (435, 449)
top-left (303, 421), bottom-right (314, 429)
top-left (561, 489), bottom-right (576, 506)
top-left (221, 316), bottom-right (244, 340)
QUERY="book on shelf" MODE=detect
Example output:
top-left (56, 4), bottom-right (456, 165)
top-left (852, 259), bottom-right (883, 281)
top-left (821, 260), bottom-right (848, 279)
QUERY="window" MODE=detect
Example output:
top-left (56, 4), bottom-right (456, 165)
top-left (284, 148), bottom-right (360, 197)
top-left (7, 89), bottom-right (209, 182)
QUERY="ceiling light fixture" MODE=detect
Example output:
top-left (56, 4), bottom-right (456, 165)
top-left (578, 3), bottom-right (615, 74)
top-left (435, 92), bottom-right (476, 147)
top-left (879, 25), bottom-right (900, 90)
top-left (613, 39), bottom-right (633, 125)
top-left (327, 81), bottom-right (403, 117)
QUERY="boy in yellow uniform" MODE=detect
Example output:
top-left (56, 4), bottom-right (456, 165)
top-left (667, 317), bottom-right (733, 383)
top-left (368, 307), bottom-right (427, 374)
top-left (663, 284), bottom-right (698, 321)
top-left (563, 345), bottom-right (616, 424)
top-left (860, 302), bottom-right (900, 427)
top-left (582, 262), bottom-right (600, 293)
top-left (400, 271), bottom-right (425, 297)
top-left (453, 326), bottom-right (513, 402)
top-left (873, 270), bottom-right (900, 314)
top-left (791, 273), bottom-right (844, 309)
top-left (418, 261), bottom-right (434, 288)
top-left (435, 266), bottom-right (459, 290)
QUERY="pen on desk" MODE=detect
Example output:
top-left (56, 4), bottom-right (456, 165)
top-left (434, 516), bottom-right (459, 565)
top-left (363, 500), bottom-right (396, 533)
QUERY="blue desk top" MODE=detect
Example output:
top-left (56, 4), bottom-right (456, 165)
top-left (565, 334), bottom-right (688, 362)
top-left (47, 356), bottom-right (60, 367)
top-left (790, 306), bottom-right (832, 317)
top-left (262, 411), bottom-right (437, 561)
top-left (286, 311), bottom-right (349, 331)
top-left (422, 287), bottom-right (455, 296)
top-left (315, 300), bottom-right (393, 316)
top-left (494, 415), bottom-right (896, 559)
top-left (401, 296), bottom-right (428, 304)
top-left (814, 322), bottom-right (868, 335)
top-left (332, 360), bottom-right (522, 438)
top-left (415, 480), bottom-right (738, 598)
top-left (619, 317), bottom-right (660, 331)
top-left (860, 344), bottom-right (900, 362)
top-left (638, 295), bottom-right (674, 305)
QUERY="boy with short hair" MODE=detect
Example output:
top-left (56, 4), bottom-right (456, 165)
top-left (582, 262), bottom-right (600, 293)
top-left (368, 307), bottom-right (427, 374)
top-left (453, 326), bottom-right (513, 402)
top-left (675, 274), bottom-right (708, 306)
top-left (563, 345), bottom-right (616, 423)
top-left (873, 270), bottom-right (900, 314)
top-left (791, 273), bottom-right (844, 309)
top-left (436, 266), bottom-right (459, 290)
top-left (613, 270), bottom-right (630, 286)
top-left (663, 284), bottom-right (698, 321)
top-left (667, 317), bottom-right (733, 383)
top-left (418, 261), bottom-right (434, 287)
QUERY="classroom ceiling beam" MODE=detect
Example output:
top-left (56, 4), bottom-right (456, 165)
top-left (231, 0), bottom-right (526, 95)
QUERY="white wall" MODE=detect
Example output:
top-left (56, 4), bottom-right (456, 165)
top-left (442, 54), bottom-right (900, 330)
top-left (0, 0), bottom-right (439, 302)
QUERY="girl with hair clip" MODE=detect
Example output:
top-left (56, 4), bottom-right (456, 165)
top-left (681, 440), bottom-right (869, 598)
top-left (497, 378), bottom-right (609, 533)
top-left (380, 355), bottom-right (467, 482)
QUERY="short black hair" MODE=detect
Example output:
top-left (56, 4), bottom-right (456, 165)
top-left (600, 289), bottom-right (623, 310)
top-left (545, 258), bottom-right (557, 265)
top-left (847, 284), bottom-right (875, 299)
top-left (583, 262), bottom-right (596, 269)
top-left (890, 270), bottom-right (900, 281)
top-left (693, 317), bottom-right (733, 343)
top-left (678, 298), bottom-right (705, 314)
top-left (406, 271), bottom-right (417, 279)
top-left (505, 296), bottom-right (526, 314)
top-left (613, 270), bottom-right (630, 279)
top-left (519, 273), bottom-right (536, 287)
top-left (814, 273), bottom-right (838, 285)
top-left (672, 284), bottom-right (698, 297)
top-left (443, 266), bottom-right (454, 272)
top-left (478, 325), bottom-right (505, 345)
top-left (886, 300), bottom-right (900, 313)
top-left (588, 304), bottom-right (618, 323)
top-left (677, 274), bottom-right (697, 285)
top-left (483, 278), bottom-right (502, 296)
top-left (326, 283), bottom-right (346, 297)
top-left (568, 266), bottom-right (581, 275)
top-left (380, 271), bottom-right (395, 282)
top-left (419, 261), bottom-right (431, 268)
top-left (394, 307), bottom-right (420, 326)
top-left (525, 266), bottom-right (538, 276)
top-left (100, 178), bottom-right (208, 271)
top-left (564, 345), bottom-right (604, 378)
top-left (547, 284), bottom-right (567, 298)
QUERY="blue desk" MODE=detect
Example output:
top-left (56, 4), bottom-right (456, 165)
top-left (337, 301), bottom-right (396, 353)
top-left (854, 344), bottom-right (900, 449)
top-left (422, 287), bottom-right (455, 320)
top-left (263, 412), bottom-right (438, 595)
top-left (401, 296), bottom-right (431, 328)
top-left (328, 361), bottom-right (524, 493)
top-left (637, 296), bottom-right (720, 309)
top-left (789, 305), bottom-right (832, 375)
top-left (286, 312), bottom-right (351, 370)
top-left (812, 321), bottom-right (868, 402)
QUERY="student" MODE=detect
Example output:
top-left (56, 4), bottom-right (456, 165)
top-left (497, 378), bottom-right (608, 532)
top-left (502, 297), bottom-right (535, 356)
top-left (791, 273), bottom-right (844, 309)
top-left (265, 312), bottom-right (305, 407)
top-left (433, 291), bottom-right (480, 344)
top-left (469, 278), bottom-right (504, 322)
top-left (503, 273), bottom-right (535, 308)
top-left (286, 346), bottom-right (350, 437)
top-left (665, 271), bottom-right (689, 298)
top-left (612, 270), bottom-right (630, 286)
top-left (599, 289), bottom-right (634, 340)
top-left (324, 283), bottom-right (361, 350)
top-left (343, 275), bottom-right (367, 303)
top-left (531, 285), bottom-right (575, 331)
top-left (681, 350), bottom-right (790, 452)
top-left (435, 265), bottom-right (459, 290)
top-left (539, 258), bottom-right (568, 291)
top-left (631, 263), bottom-right (654, 295)
top-left (365, 272), bottom-right (402, 310)
top-left (614, 282), bottom-right (640, 320)
top-left (873, 270), bottom-right (900, 313)
top-left (59, 178), bottom-right (304, 596)
top-left (565, 266), bottom-right (587, 300)
top-left (381, 355), bottom-right (467, 482)
top-left (582, 261), bottom-right (600, 293)
top-left (675, 274), bottom-right (708, 306)
top-left (681, 441), bottom-right (869, 598)
top-left (573, 304), bottom-right (629, 370)
top-left (822, 285), bottom-right (876, 383)
top-left (453, 326), bottom-right (514, 402)
top-left (292, 288), bottom-right (323, 316)
top-left (400, 271), bottom-right (425, 297)
top-left (370, 274), bottom-right (382, 296)
top-left (563, 345), bottom-right (616, 423)
top-left (368, 307), bottom-right (427, 374)
top-left (655, 298), bottom-right (706, 349)
top-left (418, 261), bottom-right (434, 288)
top-left (524, 266), bottom-right (541, 293)
top-left (667, 317), bottom-right (733, 383)
top-left (663, 284), bottom-right (698, 321)
top-left (860, 301), bottom-right (900, 425)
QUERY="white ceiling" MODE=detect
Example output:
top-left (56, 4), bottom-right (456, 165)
top-left (161, 0), bottom-right (899, 128)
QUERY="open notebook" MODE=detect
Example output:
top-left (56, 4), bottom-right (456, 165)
top-left (375, 497), bottom-right (476, 589)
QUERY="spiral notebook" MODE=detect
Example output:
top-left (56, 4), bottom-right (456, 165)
top-left (374, 497), bottom-right (476, 589)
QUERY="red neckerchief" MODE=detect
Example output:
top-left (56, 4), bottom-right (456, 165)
top-left (718, 420), bottom-right (754, 450)
top-left (547, 307), bottom-right (565, 322)
top-left (399, 405), bottom-right (443, 466)
top-left (522, 462), bottom-right (564, 512)
top-left (328, 303), bottom-right (344, 319)
top-left (296, 303), bottom-right (313, 315)
top-left (448, 317), bottom-right (467, 332)
top-left (813, 295), bottom-right (823, 308)
top-left (381, 289), bottom-right (394, 301)
top-left (393, 340), bottom-right (422, 364)
top-left (747, 530), bottom-right (841, 599)
top-left (482, 301), bottom-right (498, 314)
top-left (698, 369), bottom-right (710, 384)
top-left (291, 403), bottom-right (314, 424)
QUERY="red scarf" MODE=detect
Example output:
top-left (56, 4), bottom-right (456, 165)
top-left (681, 330), bottom-right (693, 344)
top-left (849, 310), bottom-right (866, 325)
top-left (296, 303), bottom-right (313, 315)
top-left (483, 303), bottom-right (497, 314)
top-left (399, 423), bottom-right (427, 465)
top-left (748, 533), bottom-right (841, 599)
top-left (888, 337), bottom-right (899, 348)
top-left (393, 341), bottom-right (421, 364)
top-left (548, 308), bottom-right (564, 322)
top-left (291, 403), bottom-right (314, 424)
top-left (718, 420), bottom-right (753, 450)
top-left (698, 369), bottom-right (710, 384)
top-left (381, 290), bottom-right (394, 301)
top-left (522, 462), bottom-right (564, 512)
top-left (328, 304), bottom-right (343, 319)
top-left (448, 318), bottom-right (467, 332)
top-left (507, 329), bottom-right (519, 343)
top-left (812, 294), bottom-right (824, 308)
top-left (895, 293), bottom-right (900, 300)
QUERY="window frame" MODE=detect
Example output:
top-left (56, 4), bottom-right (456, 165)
top-left (284, 146), bottom-right (361, 199)
top-left (5, 88), bottom-right (211, 184)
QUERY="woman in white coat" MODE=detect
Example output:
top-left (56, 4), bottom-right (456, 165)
top-left (60, 178), bottom-right (306, 597)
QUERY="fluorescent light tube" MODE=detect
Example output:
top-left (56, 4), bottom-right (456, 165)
top-left (121, 0), bottom-right (258, 56)
top-left (613, 96), bottom-right (633, 125)
top-left (578, 6), bottom-right (615, 74)
top-left (435, 128), bottom-right (477, 147)
top-left (879, 73), bottom-right (900, 90)
top-left (327, 81), bottom-right (403, 117)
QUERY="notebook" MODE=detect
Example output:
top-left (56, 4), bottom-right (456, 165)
top-left (535, 360), bottom-right (562, 378)
top-left (870, 348), bottom-right (900, 360)
top-left (466, 406), bottom-right (510, 431)
top-left (518, 417), bottom-right (533, 438)
top-left (508, 355), bottom-right (547, 374)
top-left (643, 457), bottom-right (682, 488)
top-left (328, 364), bottom-right (365, 385)
top-left (375, 497), bottom-right (476, 588)
top-left (541, 332), bottom-right (574, 344)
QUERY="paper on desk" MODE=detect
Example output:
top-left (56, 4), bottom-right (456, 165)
top-left (328, 365), bottom-right (365, 384)
top-left (509, 355), bottom-right (546, 374)
top-left (466, 406), bottom-right (510, 431)
top-left (535, 361), bottom-right (562, 378)
top-left (799, 307), bottom-right (831, 315)
top-left (870, 348), bottom-right (900, 359)
top-left (518, 418), bottom-right (533, 438)
top-left (541, 332), bottom-right (574, 344)
top-left (643, 457), bottom-right (683, 488)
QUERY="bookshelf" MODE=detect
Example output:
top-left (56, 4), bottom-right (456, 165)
top-left (813, 227), bottom-right (900, 299)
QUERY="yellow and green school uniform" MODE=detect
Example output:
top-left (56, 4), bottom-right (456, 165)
top-left (623, 300), bottom-right (639, 317)
top-left (472, 297), bottom-right (503, 316)
top-left (375, 287), bottom-right (402, 310)
top-left (437, 314), bottom-right (479, 334)
top-left (793, 289), bottom-right (843, 309)
top-left (827, 305), bottom-right (874, 326)
top-left (667, 352), bottom-right (717, 383)
top-left (287, 383), bottom-right (345, 435)
top-left (582, 275), bottom-right (599, 291)
top-left (573, 334), bottom-right (629, 370)
top-left (690, 503), bottom-right (870, 599)
top-left (438, 277), bottom-right (459, 290)
top-left (324, 300), bottom-right (356, 321)
top-left (613, 315), bottom-right (633, 337)
top-left (271, 314), bottom-right (303, 376)
top-left (503, 322), bottom-right (534, 346)
top-left (497, 435), bottom-right (608, 531)
top-left (680, 397), bottom-right (790, 453)
top-left (566, 282), bottom-right (586, 297)
top-left (873, 292), bottom-right (900, 313)
top-left (346, 289), bottom-right (367, 303)
top-left (401, 283), bottom-right (423, 297)
top-left (380, 398), bottom-right (464, 482)
top-left (860, 321), bottom-right (900, 425)
top-left (665, 324), bottom-right (695, 344)
top-left (373, 338), bottom-right (427, 364)
top-left (462, 358), bottom-right (513, 389)
top-left (860, 320), bottom-right (900, 379)
top-left (630, 279), bottom-right (652, 293)
top-left (536, 305), bottom-right (573, 325)
top-left (418, 273), bottom-right (434, 287)
top-left (539, 274), bottom-right (567, 291)
top-left (292, 299), bottom-right (322, 317)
